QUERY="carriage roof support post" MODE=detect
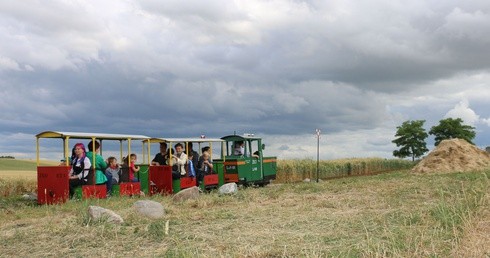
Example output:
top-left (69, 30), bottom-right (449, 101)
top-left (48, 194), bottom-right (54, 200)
top-left (146, 140), bottom-right (151, 165)
top-left (64, 137), bottom-right (70, 166)
top-left (91, 137), bottom-right (96, 185)
top-left (36, 137), bottom-right (40, 166)
top-left (119, 140), bottom-right (123, 163)
top-left (128, 138), bottom-right (132, 163)
top-left (168, 141), bottom-right (173, 166)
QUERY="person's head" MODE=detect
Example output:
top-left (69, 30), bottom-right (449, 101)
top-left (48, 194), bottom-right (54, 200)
top-left (159, 142), bottom-right (167, 154)
top-left (235, 141), bottom-right (244, 147)
top-left (107, 156), bottom-right (117, 167)
top-left (88, 140), bottom-right (100, 152)
top-left (202, 146), bottom-right (210, 153)
top-left (130, 153), bottom-right (137, 162)
top-left (202, 152), bottom-right (210, 161)
top-left (188, 151), bottom-right (194, 159)
top-left (73, 143), bottom-right (86, 157)
top-left (175, 143), bottom-right (183, 154)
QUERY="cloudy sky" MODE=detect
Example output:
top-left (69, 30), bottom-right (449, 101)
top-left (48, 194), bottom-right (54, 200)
top-left (1, 0), bottom-right (490, 160)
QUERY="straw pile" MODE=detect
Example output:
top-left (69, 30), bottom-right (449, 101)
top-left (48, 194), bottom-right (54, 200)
top-left (412, 138), bottom-right (490, 173)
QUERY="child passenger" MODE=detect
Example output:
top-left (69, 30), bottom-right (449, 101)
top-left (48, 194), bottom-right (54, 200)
top-left (124, 153), bottom-right (140, 182)
top-left (105, 157), bottom-right (121, 193)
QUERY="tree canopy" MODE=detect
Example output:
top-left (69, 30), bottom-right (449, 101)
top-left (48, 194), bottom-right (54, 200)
top-left (429, 118), bottom-right (476, 146)
top-left (392, 120), bottom-right (429, 161)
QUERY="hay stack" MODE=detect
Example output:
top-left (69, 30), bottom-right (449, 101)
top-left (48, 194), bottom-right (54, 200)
top-left (412, 138), bottom-right (490, 173)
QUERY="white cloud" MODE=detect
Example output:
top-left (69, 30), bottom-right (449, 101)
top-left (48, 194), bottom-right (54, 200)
top-left (444, 99), bottom-right (480, 126)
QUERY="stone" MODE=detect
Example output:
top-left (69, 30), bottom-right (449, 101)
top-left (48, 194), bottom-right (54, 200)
top-left (22, 192), bottom-right (37, 201)
top-left (218, 183), bottom-right (238, 195)
top-left (172, 186), bottom-right (200, 202)
top-left (88, 206), bottom-right (124, 224)
top-left (133, 200), bottom-right (165, 219)
top-left (303, 178), bottom-right (311, 183)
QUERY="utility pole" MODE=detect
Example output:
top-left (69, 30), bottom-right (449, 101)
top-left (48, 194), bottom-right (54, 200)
top-left (315, 129), bottom-right (321, 183)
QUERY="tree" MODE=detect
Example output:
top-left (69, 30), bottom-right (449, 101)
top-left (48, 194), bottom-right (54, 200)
top-left (392, 120), bottom-right (429, 161)
top-left (429, 118), bottom-right (476, 146)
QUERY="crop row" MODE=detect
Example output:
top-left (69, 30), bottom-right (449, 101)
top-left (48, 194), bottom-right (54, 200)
top-left (275, 158), bottom-right (415, 183)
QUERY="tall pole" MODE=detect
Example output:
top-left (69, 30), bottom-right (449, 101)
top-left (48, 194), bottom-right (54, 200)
top-left (315, 129), bottom-right (321, 183)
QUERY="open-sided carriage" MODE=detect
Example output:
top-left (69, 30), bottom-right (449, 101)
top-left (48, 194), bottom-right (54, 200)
top-left (36, 131), bottom-right (153, 204)
top-left (145, 137), bottom-right (225, 192)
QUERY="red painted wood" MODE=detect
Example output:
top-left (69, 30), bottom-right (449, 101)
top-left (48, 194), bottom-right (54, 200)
top-left (149, 165), bottom-right (172, 195)
top-left (37, 166), bottom-right (70, 205)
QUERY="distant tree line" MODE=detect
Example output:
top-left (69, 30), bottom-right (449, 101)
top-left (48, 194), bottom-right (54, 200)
top-left (392, 118), bottom-right (476, 161)
top-left (0, 156), bottom-right (15, 159)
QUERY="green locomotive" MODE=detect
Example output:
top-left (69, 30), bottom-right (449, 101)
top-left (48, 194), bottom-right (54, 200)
top-left (215, 134), bottom-right (277, 187)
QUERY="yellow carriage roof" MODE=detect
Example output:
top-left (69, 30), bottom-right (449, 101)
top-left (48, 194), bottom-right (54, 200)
top-left (145, 137), bottom-right (225, 143)
top-left (36, 131), bottom-right (150, 140)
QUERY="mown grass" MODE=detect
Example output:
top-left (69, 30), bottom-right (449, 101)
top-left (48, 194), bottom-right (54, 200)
top-left (0, 169), bottom-right (488, 257)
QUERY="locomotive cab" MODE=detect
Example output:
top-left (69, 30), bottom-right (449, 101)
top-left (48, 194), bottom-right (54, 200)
top-left (220, 134), bottom-right (276, 186)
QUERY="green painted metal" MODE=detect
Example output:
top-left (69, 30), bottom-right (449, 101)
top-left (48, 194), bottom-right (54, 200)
top-left (215, 160), bottom-right (225, 186)
top-left (172, 179), bottom-right (181, 193)
top-left (220, 134), bottom-right (277, 185)
top-left (137, 164), bottom-right (149, 194)
top-left (111, 184), bottom-right (120, 196)
top-left (74, 186), bottom-right (82, 199)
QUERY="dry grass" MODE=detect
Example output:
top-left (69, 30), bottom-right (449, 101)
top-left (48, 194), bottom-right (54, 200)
top-left (0, 170), bottom-right (37, 179)
top-left (0, 170), bottom-right (488, 257)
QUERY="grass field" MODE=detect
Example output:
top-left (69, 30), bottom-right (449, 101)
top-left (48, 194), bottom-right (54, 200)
top-left (0, 165), bottom-right (488, 257)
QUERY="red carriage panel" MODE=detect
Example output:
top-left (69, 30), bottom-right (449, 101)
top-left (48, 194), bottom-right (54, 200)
top-left (82, 185), bottom-right (107, 199)
top-left (37, 166), bottom-right (70, 205)
top-left (119, 182), bottom-right (141, 197)
top-left (149, 165), bottom-right (172, 195)
top-left (204, 174), bottom-right (219, 186)
top-left (180, 176), bottom-right (197, 189)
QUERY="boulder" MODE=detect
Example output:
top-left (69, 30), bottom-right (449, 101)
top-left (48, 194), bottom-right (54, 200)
top-left (172, 186), bottom-right (200, 202)
top-left (133, 200), bottom-right (165, 219)
top-left (218, 183), bottom-right (238, 195)
top-left (88, 206), bottom-right (124, 224)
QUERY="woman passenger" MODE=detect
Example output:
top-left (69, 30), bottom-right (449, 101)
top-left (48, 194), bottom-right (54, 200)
top-left (68, 143), bottom-right (91, 198)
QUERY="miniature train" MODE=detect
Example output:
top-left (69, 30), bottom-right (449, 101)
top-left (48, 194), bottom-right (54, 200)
top-left (35, 131), bottom-right (277, 204)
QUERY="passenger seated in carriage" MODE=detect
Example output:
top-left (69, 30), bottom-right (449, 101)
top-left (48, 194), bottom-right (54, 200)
top-left (123, 153), bottom-right (140, 182)
top-left (151, 142), bottom-right (168, 166)
top-left (187, 151), bottom-right (197, 178)
top-left (170, 143), bottom-right (188, 177)
top-left (105, 156), bottom-right (121, 193)
top-left (68, 143), bottom-right (91, 198)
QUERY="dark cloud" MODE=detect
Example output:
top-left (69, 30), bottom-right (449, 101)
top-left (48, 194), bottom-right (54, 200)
top-left (1, 1), bottom-right (490, 159)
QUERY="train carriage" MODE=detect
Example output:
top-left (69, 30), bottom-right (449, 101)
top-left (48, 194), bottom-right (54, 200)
top-left (145, 137), bottom-right (225, 193)
top-left (36, 131), bottom-right (151, 204)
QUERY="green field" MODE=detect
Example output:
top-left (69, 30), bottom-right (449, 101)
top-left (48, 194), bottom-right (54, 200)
top-left (0, 158), bottom-right (57, 171)
top-left (0, 164), bottom-right (488, 257)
